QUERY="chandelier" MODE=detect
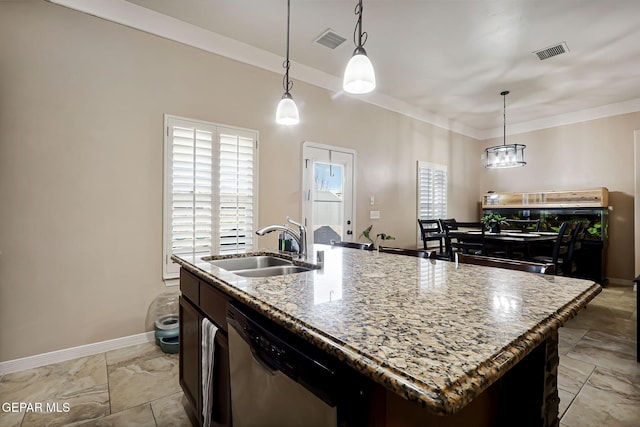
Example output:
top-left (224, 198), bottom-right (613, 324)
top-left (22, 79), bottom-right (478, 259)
top-left (485, 91), bottom-right (526, 168)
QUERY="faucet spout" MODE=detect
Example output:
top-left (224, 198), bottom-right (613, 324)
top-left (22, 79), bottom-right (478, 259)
top-left (255, 217), bottom-right (307, 259)
top-left (255, 224), bottom-right (292, 236)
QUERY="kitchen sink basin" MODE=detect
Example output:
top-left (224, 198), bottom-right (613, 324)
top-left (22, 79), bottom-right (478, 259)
top-left (208, 255), bottom-right (315, 277)
top-left (231, 265), bottom-right (312, 277)
top-left (209, 256), bottom-right (292, 271)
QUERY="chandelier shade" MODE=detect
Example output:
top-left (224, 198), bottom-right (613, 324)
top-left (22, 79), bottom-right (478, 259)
top-left (485, 91), bottom-right (526, 168)
top-left (485, 144), bottom-right (526, 168)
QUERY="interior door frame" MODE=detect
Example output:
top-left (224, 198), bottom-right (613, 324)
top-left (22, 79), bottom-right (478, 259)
top-left (634, 129), bottom-right (639, 277)
top-left (302, 141), bottom-right (357, 246)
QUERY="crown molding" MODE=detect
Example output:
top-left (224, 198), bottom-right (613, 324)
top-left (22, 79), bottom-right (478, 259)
top-left (49, 0), bottom-right (640, 141)
top-left (477, 98), bottom-right (640, 140)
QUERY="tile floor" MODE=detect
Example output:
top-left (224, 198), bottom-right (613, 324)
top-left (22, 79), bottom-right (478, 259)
top-left (0, 341), bottom-right (190, 426)
top-left (558, 284), bottom-right (639, 427)
top-left (0, 284), bottom-right (637, 426)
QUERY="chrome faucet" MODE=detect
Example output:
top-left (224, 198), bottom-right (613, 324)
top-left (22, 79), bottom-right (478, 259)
top-left (255, 216), bottom-right (307, 259)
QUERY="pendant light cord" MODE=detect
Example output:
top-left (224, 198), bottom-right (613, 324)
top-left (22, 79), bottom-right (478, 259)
top-left (282, 0), bottom-right (293, 94)
top-left (501, 90), bottom-right (509, 147)
top-left (353, 0), bottom-right (368, 49)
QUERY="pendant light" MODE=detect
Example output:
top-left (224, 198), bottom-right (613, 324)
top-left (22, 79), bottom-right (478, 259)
top-left (275, 0), bottom-right (299, 125)
top-left (485, 91), bottom-right (526, 168)
top-left (343, 0), bottom-right (376, 94)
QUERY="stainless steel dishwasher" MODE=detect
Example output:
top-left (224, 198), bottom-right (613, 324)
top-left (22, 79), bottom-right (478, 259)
top-left (227, 303), bottom-right (338, 427)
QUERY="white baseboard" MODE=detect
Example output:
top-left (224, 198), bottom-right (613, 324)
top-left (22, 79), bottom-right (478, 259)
top-left (0, 331), bottom-right (155, 375)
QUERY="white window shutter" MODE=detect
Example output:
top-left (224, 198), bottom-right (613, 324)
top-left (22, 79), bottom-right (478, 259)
top-left (417, 161), bottom-right (447, 245)
top-left (163, 117), bottom-right (258, 279)
top-left (217, 128), bottom-right (256, 254)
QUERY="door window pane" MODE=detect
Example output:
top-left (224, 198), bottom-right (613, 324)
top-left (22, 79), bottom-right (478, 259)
top-left (312, 162), bottom-right (344, 244)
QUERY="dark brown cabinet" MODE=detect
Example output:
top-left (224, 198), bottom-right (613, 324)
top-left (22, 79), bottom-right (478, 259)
top-left (179, 269), bottom-right (231, 427)
top-left (211, 332), bottom-right (231, 425)
top-left (179, 296), bottom-right (201, 417)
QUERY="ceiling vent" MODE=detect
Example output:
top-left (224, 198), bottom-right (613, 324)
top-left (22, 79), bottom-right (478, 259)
top-left (314, 29), bottom-right (347, 50)
top-left (533, 42), bottom-right (569, 60)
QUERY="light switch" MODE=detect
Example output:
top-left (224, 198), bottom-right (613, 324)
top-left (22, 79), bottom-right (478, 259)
top-left (370, 210), bottom-right (381, 219)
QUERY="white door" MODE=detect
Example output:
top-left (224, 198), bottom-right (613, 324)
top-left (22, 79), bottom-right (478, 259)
top-left (302, 142), bottom-right (355, 247)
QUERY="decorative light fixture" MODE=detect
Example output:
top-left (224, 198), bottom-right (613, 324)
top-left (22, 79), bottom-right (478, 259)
top-left (343, 0), bottom-right (376, 94)
top-left (275, 0), bottom-right (299, 125)
top-left (485, 91), bottom-right (526, 168)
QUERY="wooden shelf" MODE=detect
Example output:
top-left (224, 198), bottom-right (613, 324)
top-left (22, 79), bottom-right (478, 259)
top-left (482, 187), bottom-right (609, 209)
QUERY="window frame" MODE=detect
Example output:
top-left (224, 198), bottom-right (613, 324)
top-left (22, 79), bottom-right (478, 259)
top-left (163, 115), bottom-right (259, 281)
top-left (416, 161), bottom-right (448, 247)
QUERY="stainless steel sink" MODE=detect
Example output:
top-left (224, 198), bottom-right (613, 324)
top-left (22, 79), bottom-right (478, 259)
top-left (208, 255), bottom-right (314, 277)
top-left (209, 256), bottom-right (292, 271)
top-left (232, 265), bottom-right (312, 277)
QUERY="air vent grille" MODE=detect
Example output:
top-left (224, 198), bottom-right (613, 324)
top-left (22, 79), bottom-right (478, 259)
top-left (533, 42), bottom-right (569, 60)
top-left (314, 29), bottom-right (347, 50)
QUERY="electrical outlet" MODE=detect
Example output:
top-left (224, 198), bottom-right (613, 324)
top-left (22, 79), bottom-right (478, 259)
top-left (370, 210), bottom-right (380, 219)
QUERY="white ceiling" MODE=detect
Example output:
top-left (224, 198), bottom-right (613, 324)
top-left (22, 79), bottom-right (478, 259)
top-left (55, 0), bottom-right (640, 139)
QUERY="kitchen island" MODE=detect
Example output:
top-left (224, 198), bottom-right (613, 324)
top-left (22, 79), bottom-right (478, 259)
top-left (173, 244), bottom-right (601, 426)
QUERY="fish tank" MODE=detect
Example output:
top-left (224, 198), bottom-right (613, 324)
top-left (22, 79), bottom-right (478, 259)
top-left (481, 208), bottom-right (608, 241)
top-left (480, 188), bottom-right (609, 283)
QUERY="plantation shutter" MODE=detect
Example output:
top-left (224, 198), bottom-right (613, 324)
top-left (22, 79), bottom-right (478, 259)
top-left (417, 161), bottom-right (447, 245)
top-left (218, 128), bottom-right (256, 254)
top-left (163, 116), bottom-right (258, 279)
top-left (169, 124), bottom-right (214, 261)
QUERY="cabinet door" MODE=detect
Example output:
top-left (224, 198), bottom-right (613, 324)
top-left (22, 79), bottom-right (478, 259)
top-left (179, 296), bottom-right (202, 424)
top-left (212, 332), bottom-right (231, 426)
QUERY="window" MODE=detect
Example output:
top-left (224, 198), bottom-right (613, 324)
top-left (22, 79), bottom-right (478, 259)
top-left (163, 115), bottom-right (258, 279)
top-left (417, 161), bottom-right (447, 246)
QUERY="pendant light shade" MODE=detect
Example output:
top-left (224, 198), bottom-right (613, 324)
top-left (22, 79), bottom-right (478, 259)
top-left (275, 0), bottom-right (299, 125)
top-left (343, 0), bottom-right (375, 94)
top-left (485, 91), bottom-right (526, 168)
top-left (275, 92), bottom-right (299, 125)
top-left (343, 47), bottom-right (376, 94)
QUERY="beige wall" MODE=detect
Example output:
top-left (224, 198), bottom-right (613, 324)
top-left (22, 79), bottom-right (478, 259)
top-left (2, 1), bottom-right (635, 362)
top-left (0, 1), bottom-right (481, 361)
top-left (480, 113), bottom-right (640, 282)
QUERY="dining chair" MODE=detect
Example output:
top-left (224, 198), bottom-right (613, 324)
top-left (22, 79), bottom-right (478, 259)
top-left (455, 253), bottom-right (555, 275)
top-left (440, 220), bottom-right (485, 261)
top-left (378, 246), bottom-right (436, 259)
top-left (563, 221), bottom-right (588, 276)
top-left (330, 240), bottom-right (374, 250)
top-left (417, 219), bottom-right (445, 252)
top-left (530, 221), bottom-right (578, 274)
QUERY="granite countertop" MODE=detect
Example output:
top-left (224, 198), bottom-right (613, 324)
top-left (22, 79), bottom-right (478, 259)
top-left (173, 244), bottom-right (601, 415)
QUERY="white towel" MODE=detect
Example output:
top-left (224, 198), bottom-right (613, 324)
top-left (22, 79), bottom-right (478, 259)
top-left (201, 317), bottom-right (218, 427)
